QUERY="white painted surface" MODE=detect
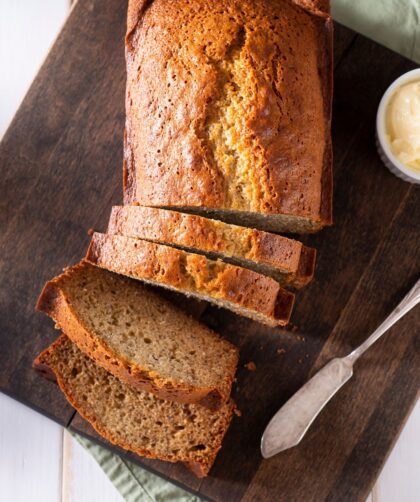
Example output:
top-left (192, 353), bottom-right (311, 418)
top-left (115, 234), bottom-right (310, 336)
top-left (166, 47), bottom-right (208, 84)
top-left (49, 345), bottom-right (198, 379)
top-left (0, 1), bottom-right (418, 501)
top-left (0, 393), bottom-right (63, 502)
top-left (62, 430), bottom-right (123, 502)
top-left (371, 401), bottom-right (420, 502)
top-left (0, 0), bottom-right (68, 137)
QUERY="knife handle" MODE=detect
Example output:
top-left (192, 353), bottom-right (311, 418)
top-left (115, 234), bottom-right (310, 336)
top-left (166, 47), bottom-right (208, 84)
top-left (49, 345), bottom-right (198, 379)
top-left (347, 277), bottom-right (420, 363)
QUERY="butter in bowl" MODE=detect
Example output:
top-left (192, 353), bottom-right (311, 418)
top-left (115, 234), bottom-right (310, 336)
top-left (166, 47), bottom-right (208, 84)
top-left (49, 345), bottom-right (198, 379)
top-left (376, 68), bottom-right (420, 184)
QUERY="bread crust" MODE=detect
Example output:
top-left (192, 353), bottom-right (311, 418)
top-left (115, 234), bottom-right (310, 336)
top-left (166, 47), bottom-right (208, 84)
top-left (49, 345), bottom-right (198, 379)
top-left (123, 0), bottom-right (333, 232)
top-left (34, 335), bottom-right (234, 477)
top-left (108, 206), bottom-right (316, 288)
top-left (36, 263), bottom-right (238, 410)
top-left (86, 233), bottom-right (295, 327)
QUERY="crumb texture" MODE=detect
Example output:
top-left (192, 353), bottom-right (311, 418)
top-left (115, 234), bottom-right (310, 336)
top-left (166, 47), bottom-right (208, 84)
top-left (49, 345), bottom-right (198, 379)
top-left (37, 336), bottom-right (234, 475)
top-left (38, 262), bottom-right (238, 405)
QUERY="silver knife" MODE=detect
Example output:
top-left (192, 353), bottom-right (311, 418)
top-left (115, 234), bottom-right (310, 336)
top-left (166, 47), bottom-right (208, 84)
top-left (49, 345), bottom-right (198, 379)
top-left (261, 277), bottom-right (420, 459)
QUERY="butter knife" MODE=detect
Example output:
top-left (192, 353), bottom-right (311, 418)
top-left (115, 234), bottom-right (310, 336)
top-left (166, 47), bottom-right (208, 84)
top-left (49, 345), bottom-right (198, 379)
top-left (261, 278), bottom-right (420, 459)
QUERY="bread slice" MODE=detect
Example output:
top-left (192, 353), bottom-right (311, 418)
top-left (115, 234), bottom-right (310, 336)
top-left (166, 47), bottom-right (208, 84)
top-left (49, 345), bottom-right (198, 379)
top-left (108, 206), bottom-right (316, 289)
top-left (86, 233), bottom-right (295, 327)
top-left (124, 0), bottom-right (332, 233)
top-left (34, 335), bottom-right (235, 477)
top-left (36, 262), bottom-right (238, 409)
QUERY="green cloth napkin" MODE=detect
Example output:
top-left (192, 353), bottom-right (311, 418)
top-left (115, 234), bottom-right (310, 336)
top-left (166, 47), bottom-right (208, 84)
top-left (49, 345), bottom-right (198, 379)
top-left (332, 0), bottom-right (420, 63)
top-left (73, 2), bottom-right (420, 500)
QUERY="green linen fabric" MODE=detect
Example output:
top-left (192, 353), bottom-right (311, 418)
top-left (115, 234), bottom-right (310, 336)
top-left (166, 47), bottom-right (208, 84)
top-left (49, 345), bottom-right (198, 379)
top-left (74, 1), bottom-right (420, 500)
top-left (332, 0), bottom-right (420, 63)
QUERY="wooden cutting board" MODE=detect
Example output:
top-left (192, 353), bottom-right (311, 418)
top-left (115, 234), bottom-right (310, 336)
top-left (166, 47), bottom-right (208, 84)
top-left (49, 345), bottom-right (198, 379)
top-left (1, 1), bottom-right (419, 501)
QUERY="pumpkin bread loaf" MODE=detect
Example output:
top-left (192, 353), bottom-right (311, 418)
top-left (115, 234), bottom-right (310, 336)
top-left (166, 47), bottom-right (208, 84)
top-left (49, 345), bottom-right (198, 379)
top-left (124, 0), bottom-right (333, 232)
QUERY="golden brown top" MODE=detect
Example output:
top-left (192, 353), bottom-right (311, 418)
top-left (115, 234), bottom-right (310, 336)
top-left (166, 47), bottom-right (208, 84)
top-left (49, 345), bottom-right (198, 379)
top-left (124, 0), bottom-right (332, 224)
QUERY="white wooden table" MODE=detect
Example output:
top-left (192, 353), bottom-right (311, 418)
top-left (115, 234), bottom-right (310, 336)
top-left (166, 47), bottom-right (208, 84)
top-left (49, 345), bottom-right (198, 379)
top-left (1, 2), bottom-right (418, 501)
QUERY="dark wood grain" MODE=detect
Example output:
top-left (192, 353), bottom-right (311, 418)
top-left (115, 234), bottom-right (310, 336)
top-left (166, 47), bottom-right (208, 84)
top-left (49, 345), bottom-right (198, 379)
top-left (332, 24), bottom-right (356, 65)
top-left (0, 0), bottom-right (418, 500)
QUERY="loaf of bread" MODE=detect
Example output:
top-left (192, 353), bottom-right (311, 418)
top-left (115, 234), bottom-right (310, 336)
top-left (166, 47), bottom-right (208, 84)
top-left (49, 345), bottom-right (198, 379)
top-left (124, 0), bottom-right (332, 233)
top-left (34, 335), bottom-right (235, 477)
top-left (86, 233), bottom-right (295, 327)
top-left (108, 206), bottom-right (316, 289)
top-left (37, 262), bottom-right (238, 409)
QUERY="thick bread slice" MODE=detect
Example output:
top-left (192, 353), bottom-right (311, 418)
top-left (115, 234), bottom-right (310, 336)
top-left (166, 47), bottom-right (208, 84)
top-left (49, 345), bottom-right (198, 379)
top-left (86, 233), bottom-right (295, 327)
top-left (124, 0), bottom-right (332, 233)
top-left (34, 335), bottom-right (235, 477)
top-left (36, 262), bottom-right (238, 409)
top-left (108, 206), bottom-right (316, 289)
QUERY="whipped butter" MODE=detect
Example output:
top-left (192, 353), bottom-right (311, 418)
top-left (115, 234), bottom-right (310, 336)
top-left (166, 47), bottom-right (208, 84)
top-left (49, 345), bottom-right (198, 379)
top-left (386, 80), bottom-right (420, 173)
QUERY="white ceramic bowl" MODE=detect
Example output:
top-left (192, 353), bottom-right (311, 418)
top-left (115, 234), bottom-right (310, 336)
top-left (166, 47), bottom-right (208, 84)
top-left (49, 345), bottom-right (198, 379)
top-left (376, 68), bottom-right (420, 185)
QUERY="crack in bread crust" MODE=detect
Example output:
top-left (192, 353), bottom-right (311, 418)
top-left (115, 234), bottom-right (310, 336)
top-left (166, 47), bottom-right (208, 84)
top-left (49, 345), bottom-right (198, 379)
top-left (201, 26), bottom-right (267, 210)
